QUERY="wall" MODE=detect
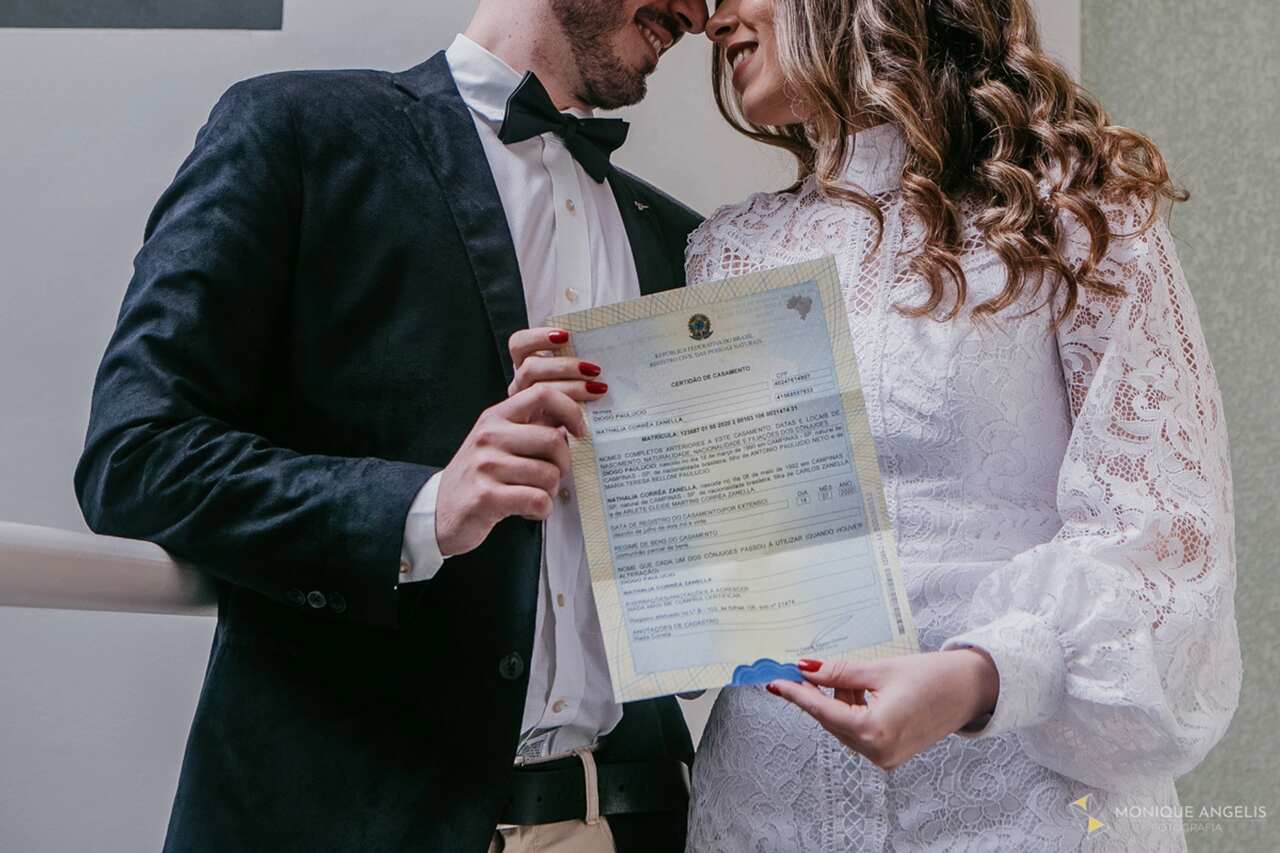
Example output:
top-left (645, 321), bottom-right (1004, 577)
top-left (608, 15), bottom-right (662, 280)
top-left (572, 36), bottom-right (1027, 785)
top-left (0, 2), bottom-right (1079, 850)
top-left (1082, 3), bottom-right (1279, 851)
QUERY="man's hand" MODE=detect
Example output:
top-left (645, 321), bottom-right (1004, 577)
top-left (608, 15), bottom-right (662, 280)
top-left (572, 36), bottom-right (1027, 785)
top-left (434, 382), bottom-right (583, 557)
top-left (766, 649), bottom-right (1000, 770)
top-left (433, 329), bottom-right (607, 558)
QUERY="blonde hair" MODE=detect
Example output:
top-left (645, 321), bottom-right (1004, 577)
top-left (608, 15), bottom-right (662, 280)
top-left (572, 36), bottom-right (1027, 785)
top-left (713, 0), bottom-right (1187, 322)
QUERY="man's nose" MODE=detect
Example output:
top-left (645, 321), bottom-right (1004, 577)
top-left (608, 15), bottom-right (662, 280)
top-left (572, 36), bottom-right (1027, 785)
top-left (669, 0), bottom-right (710, 35)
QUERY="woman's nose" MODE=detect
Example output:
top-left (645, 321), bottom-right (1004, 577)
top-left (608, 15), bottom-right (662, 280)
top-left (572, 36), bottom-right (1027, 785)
top-left (706, 4), bottom-right (738, 41)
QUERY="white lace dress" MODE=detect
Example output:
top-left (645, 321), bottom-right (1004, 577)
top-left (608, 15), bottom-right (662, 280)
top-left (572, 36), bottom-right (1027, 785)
top-left (683, 124), bottom-right (1240, 852)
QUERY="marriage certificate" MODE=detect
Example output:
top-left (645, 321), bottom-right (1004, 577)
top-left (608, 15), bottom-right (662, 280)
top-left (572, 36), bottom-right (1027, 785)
top-left (551, 257), bottom-right (918, 702)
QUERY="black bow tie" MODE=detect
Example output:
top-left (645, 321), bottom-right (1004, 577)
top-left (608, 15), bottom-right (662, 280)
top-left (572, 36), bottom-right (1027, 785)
top-left (498, 72), bottom-right (630, 183)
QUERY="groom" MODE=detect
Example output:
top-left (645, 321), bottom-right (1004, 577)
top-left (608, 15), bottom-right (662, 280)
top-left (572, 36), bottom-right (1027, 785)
top-left (74, 1), bottom-right (709, 851)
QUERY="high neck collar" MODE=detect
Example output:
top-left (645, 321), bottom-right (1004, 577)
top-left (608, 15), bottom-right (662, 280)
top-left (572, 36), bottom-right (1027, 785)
top-left (840, 123), bottom-right (908, 194)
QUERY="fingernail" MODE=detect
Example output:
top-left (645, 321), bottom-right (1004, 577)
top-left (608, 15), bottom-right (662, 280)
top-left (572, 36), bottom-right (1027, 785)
top-left (766, 683), bottom-right (781, 696)
top-left (797, 659), bottom-right (822, 672)
top-left (549, 330), bottom-right (569, 344)
top-left (579, 361), bottom-right (602, 377)
top-left (585, 381), bottom-right (608, 394)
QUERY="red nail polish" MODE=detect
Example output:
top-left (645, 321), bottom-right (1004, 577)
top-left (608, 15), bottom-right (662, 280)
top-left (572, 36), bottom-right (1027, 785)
top-left (549, 330), bottom-right (569, 344)
top-left (579, 361), bottom-right (602, 377)
top-left (797, 659), bottom-right (822, 672)
top-left (586, 381), bottom-right (608, 394)
top-left (766, 683), bottom-right (781, 696)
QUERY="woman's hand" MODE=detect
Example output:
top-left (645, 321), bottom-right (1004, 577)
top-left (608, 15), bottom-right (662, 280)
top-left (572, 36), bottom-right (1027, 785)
top-left (508, 327), bottom-right (608, 401)
top-left (768, 649), bottom-right (999, 770)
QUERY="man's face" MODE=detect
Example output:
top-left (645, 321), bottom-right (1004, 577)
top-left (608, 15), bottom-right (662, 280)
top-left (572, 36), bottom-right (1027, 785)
top-left (549, 0), bottom-right (710, 109)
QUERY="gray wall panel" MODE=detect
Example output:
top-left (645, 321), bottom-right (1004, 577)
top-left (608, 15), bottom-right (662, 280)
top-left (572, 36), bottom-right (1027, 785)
top-left (0, 0), bottom-right (282, 30)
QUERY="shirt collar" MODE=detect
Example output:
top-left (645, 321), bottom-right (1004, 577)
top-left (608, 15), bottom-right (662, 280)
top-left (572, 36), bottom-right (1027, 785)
top-left (445, 33), bottom-right (595, 126)
top-left (841, 123), bottom-right (908, 194)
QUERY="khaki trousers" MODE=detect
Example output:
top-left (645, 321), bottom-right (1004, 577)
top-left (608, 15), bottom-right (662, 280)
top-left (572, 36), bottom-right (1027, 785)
top-left (488, 747), bottom-right (616, 853)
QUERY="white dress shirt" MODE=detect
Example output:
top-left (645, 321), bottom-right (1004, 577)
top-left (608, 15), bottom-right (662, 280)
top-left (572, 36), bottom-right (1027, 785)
top-left (399, 34), bottom-right (634, 759)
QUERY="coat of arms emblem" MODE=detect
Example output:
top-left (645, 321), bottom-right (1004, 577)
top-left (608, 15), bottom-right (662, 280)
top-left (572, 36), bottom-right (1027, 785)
top-left (688, 313), bottom-right (713, 341)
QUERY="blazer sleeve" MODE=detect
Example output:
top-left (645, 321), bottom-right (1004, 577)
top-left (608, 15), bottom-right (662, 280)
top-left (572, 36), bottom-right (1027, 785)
top-left (74, 77), bottom-right (436, 629)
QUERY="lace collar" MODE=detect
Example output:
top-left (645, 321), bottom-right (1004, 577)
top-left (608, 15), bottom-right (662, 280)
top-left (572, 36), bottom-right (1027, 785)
top-left (840, 123), bottom-right (907, 194)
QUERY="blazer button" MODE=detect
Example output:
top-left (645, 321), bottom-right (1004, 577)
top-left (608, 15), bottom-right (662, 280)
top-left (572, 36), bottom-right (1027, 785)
top-left (306, 590), bottom-right (327, 609)
top-left (328, 593), bottom-right (347, 614)
top-left (498, 652), bottom-right (524, 681)
top-left (285, 588), bottom-right (306, 608)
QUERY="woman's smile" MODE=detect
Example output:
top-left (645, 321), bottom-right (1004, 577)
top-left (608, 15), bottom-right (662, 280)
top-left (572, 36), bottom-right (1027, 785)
top-left (727, 40), bottom-right (758, 89)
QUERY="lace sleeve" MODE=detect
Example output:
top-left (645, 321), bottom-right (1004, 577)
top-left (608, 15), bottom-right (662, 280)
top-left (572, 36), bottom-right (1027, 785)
top-left (940, 200), bottom-right (1241, 792)
top-left (685, 217), bottom-right (725, 286)
top-left (684, 196), bottom-right (776, 285)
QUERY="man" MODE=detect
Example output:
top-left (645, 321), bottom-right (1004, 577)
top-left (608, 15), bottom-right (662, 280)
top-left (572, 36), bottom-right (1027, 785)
top-left (74, 1), bottom-right (710, 850)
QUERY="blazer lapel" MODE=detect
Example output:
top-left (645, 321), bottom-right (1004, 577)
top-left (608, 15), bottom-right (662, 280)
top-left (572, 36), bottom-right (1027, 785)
top-left (608, 171), bottom-right (680, 297)
top-left (392, 53), bottom-right (527, 385)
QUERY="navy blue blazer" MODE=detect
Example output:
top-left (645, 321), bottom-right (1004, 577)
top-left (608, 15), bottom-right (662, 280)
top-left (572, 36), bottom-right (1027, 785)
top-left (75, 52), bottom-right (699, 853)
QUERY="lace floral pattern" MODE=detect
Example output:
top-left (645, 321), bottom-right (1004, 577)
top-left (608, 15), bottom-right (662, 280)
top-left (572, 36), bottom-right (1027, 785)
top-left (684, 125), bottom-right (1239, 852)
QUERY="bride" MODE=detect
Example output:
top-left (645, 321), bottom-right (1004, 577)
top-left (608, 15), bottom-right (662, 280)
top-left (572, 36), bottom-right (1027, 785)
top-left (684, 0), bottom-right (1240, 850)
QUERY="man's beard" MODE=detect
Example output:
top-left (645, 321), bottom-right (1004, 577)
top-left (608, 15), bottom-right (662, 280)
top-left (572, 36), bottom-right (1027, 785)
top-left (549, 0), bottom-right (649, 109)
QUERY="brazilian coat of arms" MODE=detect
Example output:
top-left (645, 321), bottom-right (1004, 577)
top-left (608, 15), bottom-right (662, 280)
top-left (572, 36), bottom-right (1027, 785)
top-left (688, 313), bottom-right (713, 341)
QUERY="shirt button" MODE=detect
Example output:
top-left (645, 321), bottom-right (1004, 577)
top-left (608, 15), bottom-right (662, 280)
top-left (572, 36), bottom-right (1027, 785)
top-left (564, 288), bottom-right (579, 303)
top-left (306, 590), bottom-right (327, 609)
top-left (556, 592), bottom-right (566, 608)
top-left (399, 558), bottom-right (412, 575)
top-left (558, 488), bottom-right (571, 504)
top-left (498, 651), bottom-right (525, 681)
top-left (565, 198), bottom-right (576, 213)
top-left (285, 588), bottom-right (305, 608)
top-left (552, 699), bottom-right (568, 714)
top-left (328, 593), bottom-right (347, 614)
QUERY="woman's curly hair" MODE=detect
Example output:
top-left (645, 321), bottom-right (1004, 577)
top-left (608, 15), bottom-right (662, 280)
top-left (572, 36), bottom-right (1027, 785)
top-left (712, 0), bottom-right (1187, 322)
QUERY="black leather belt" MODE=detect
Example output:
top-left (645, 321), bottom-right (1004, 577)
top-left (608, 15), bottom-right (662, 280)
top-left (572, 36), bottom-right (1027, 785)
top-left (499, 756), bottom-right (690, 826)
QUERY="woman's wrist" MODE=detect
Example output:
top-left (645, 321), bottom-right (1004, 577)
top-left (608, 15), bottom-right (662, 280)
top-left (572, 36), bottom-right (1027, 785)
top-left (951, 647), bottom-right (999, 728)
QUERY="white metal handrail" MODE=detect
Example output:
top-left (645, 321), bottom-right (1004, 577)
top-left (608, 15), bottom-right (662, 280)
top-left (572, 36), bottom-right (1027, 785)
top-left (0, 521), bottom-right (216, 616)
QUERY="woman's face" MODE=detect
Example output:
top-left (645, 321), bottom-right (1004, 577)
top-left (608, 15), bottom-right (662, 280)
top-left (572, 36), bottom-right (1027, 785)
top-left (707, 0), bottom-right (807, 126)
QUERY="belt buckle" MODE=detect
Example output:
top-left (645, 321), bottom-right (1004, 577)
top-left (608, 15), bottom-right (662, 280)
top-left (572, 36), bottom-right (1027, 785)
top-left (512, 739), bottom-right (599, 768)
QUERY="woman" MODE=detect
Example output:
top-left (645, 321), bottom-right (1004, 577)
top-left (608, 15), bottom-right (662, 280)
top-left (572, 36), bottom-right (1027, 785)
top-left (680, 0), bottom-right (1241, 850)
